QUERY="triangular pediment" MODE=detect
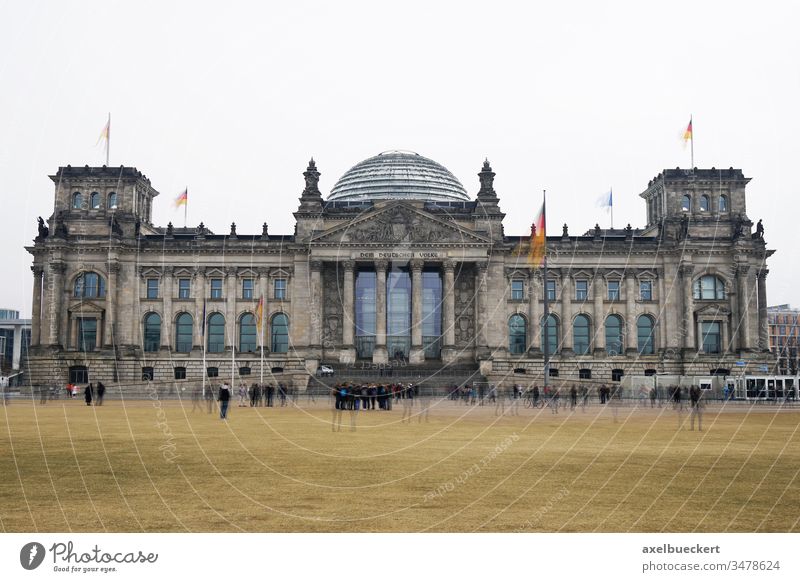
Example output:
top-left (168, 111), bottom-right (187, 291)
top-left (68, 299), bottom-right (105, 313)
top-left (696, 303), bottom-right (731, 316)
top-left (311, 201), bottom-right (491, 245)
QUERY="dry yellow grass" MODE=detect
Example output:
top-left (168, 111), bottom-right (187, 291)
top-left (1, 397), bottom-right (799, 532)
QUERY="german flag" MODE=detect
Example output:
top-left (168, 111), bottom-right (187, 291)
top-left (682, 118), bottom-right (693, 144)
top-left (528, 201), bottom-right (546, 267)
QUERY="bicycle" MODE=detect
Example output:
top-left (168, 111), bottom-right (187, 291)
top-left (524, 393), bottom-right (544, 408)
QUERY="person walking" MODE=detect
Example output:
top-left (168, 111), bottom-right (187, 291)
top-left (96, 381), bottom-right (105, 405)
top-left (279, 383), bottom-right (287, 407)
top-left (84, 383), bottom-right (93, 406)
top-left (218, 382), bottom-right (231, 420)
top-left (689, 385), bottom-right (704, 431)
top-left (570, 385), bottom-right (577, 411)
top-left (239, 383), bottom-right (248, 407)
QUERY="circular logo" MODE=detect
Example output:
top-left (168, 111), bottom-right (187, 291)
top-left (20, 542), bottom-right (46, 570)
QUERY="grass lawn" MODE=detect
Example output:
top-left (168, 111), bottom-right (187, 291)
top-left (1, 396), bottom-right (799, 532)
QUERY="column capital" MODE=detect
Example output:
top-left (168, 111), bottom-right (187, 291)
top-left (410, 259), bottom-right (424, 272)
top-left (257, 267), bottom-right (270, 277)
top-left (475, 260), bottom-right (488, 273)
top-left (757, 269), bottom-right (769, 280)
top-left (735, 263), bottom-right (750, 276)
top-left (679, 264), bottom-right (694, 278)
top-left (31, 265), bottom-right (44, 276)
top-left (309, 259), bottom-right (323, 272)
top-left (443, 259), bottom-right (456, 272)
top-left (107, 261), bottom-right (121, 275)
top-left (374, 259), bottom-right (389, 271)
top-left (51, 261), bottom-right (67, 275)
top-left (225, 266), bottom-right (238, 277)
top-left (342, 260), bottom-right (355, 271)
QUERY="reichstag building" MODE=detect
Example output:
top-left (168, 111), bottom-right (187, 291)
top-left (25, 150), bottom-right (775, 389)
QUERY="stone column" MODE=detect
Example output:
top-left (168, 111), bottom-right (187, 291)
top-left (475, 261), bottom-right (488, 355)
top-left (528, 269), bottom-right (541, 353)
top-left (373, 260), bottom-right (388, 364)
top-left (560, 272), bottom-right (573, 353)
top-left (30, 265), bottom-right (43, 346)
top-left (681, 265), bottom-right (695, 352)
top-left (625, 272), bottom-right (637, 354)
top-left (757, 269), bottom-right (769, 351)
top-left (162, 266), bottom-right (173, 349)
top-left (104, 261), bottom-right (119, 348)
top-left (736, 264), bottom-right (750, 351)
top-left (442, 260), bottom-right (457, 362)
top-left (193, 267), bottom-right (206, 350)
top-left (410, 259), bottom-right (425, 364)
top-left (309, 260), bottom-right (323, 349)
top-left (225, 267), bottom-right (237, 351)
top-left (46, 261), bottom-right (66, 346)
top-left (340, 261), bottom-right (356, 363)
top-left (593, 275), bottom-right (606, 355)
top-left (258, 268), bottom-right (269, 349)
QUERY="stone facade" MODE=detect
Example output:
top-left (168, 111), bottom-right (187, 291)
top-left (24, 160), bottom-right (776, 391)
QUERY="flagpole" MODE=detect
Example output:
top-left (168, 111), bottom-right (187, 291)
top-left (201, 299), bottom-right (207, 399)
top-left (106, 113), bottom-right (110, 166)
top-left (259, 296), bottom-right (265, 385)
top-left (541, 190), bottom-right (550, 393)
top-left (184, 186), bottom-right (187, 228)
top-left (610, 187), bottom-right (614, 230)
top-left (690, 114), bottom-right (694, 168)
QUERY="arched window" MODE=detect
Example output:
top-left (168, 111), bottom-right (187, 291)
top-left (270, 313), bottom-right (289, 353)
top-left (605, 315), bottom-right (624, 356)
top-left (143, 313), bottom-right (161, 352)
top-left (72, 192), bottom-right (82, 209)
top-left (681, 194), bottom-right (691, 212)
top-left (108, 192), bottom-right (118, 209)
top-left (207, 313), bottom-right (225, 353)
top-left (693, 275), bottom-right (726, 300)
top-left (573, 314), bottom-right (591, 355)
top-left (90, 192), bottom-right (101, 209)
top-left (73, 272), bottom-right (106, 298)
top-left (719, 195), bottom-right (728, 212)
top-left (637, 315), bottom-right (655, 355)
top-left (508, 314), bottom-right (527, 355)
top-left (700, 194), bottom-right (709, 212)
top-left (175, 313), bottom-right (193, 352)
top-left (541, 314), bottom-right (559, 355)
top-left (239, 313), bottom-right (257, 352)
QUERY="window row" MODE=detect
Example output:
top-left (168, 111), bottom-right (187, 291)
top-left (681, 193), bottom-right (728, 213)
top-left (510, 279), bottom-right (654, 301)
top-left (508, 313), bottom-right (657, 356)
top-left (144, 277), bottom-right (287, 300)
top-left (142, 312), bottom-right (289, 353)
top-left (72, 191), bottom-right (118, 210)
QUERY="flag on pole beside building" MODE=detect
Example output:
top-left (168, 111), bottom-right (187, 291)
top-left (96, 114), bottom-right (110, 165)
top-left (255, 295), bottom-right (264, 335)
top-left (174, 188), bottom-right (188, 208)
top-left (528, 201), bottom-right (546, 267)
top-left (682, 118), bottom-right (693, 145)
top-left (596, 189), bottom-right (612, 211)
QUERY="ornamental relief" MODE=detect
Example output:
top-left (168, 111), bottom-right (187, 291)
top-left (322, 265), bottom-right (343, 346)
top-left (453, 265), bottom-right (476, 347)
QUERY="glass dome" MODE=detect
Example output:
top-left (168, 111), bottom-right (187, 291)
top-left (328, 150), bottom-right (470, 203)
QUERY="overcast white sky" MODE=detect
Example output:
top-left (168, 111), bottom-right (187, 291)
top-left (1, 0), bottom-right (798, 315)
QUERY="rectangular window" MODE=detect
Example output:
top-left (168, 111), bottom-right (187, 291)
top-left (210, 278), bottom-right (223, 299)
top-left (579, 368), bottom-right (592, 380)
top-left (77, 318), bottom-right (97, 352)
top-left (146, 278), bottom-right (159, 299)
top-left (779, 326), bottom-right (786, 336)
top-left (575, 280), bottom-right (588, 301)
top-left (174, 367), bottom-right (186, 380)
top-left (206, 367), bottom-right (219, 378)
top-left (141, 367), bottom-right (154, 381)
top-left (178, 278), bottom-right (191, 299)
top-left (511, 279), bottom-right (524, 300)
top-left (274, 278), bottom-right (286, 300)
top-left (608, 281), bottom-right (620, 301)
top-left (242, 278), bottom-right (254, 299)
top-left (640, 281), bottom-right (652, 301)
top-left (546, 280), bottom-right (556, 301)
top-left (701, 321), bottom-right (722, 354)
